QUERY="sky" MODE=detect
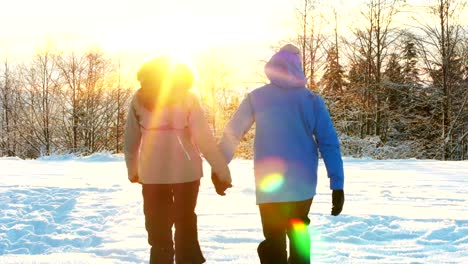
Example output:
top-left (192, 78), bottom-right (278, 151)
top-left (0, 0), bottom-right (293, 51)
top-left (0, 154), bottom-right (467, 263)
top-left (0, 0), bottom-right (298, 87)
top-left (0, 0), bottom-right (368, 87)
top-left (1, 0), bottom-right (467, 88)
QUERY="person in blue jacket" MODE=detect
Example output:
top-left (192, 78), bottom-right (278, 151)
top-left (212, 44), bottom-right (345, 264)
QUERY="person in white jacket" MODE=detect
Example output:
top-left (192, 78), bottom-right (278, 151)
top-left (124, 57), bottom-right (231, 264)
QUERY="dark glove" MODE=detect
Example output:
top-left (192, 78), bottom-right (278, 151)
top-left (331, 190), bottom-right (344, 216)
top-left (211, 172), bottom-right (232, 196)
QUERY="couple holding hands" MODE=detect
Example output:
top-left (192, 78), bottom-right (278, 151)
top-left (124, 44), bottom-right (345, 264)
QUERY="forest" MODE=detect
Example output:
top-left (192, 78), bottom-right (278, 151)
top-left (1, 0), bottom-right (467, 160)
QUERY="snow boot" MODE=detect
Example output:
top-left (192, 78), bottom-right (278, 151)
top-left (150, 247), bottom-right (174, 264)
top-left (257, 240), bottom-right (287, 264)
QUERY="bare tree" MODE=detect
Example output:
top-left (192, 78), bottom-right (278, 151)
top-left (347, 0), bottom-right (402, 138)
top-left (293, 0), bottom-right (327, 91)
top-left (0, 57), bottom-right (18, 156)
top-left (459, 36), bottom-right (468, 159)
top-left (17, 47), bottom-right (61, 156)
top-left (55, 51), bottom-right (87, 152)
top-left (80, 50), bottom-right (115, 153)
top-left (110, 55), bottom-right (133, 153)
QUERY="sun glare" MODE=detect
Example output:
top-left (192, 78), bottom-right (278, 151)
top-left (2, 0), bottom-right (294, 92)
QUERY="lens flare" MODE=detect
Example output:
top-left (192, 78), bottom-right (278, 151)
top-left (256, 157), bottom-right (286, 193)
top-left (289, 218), bottom-right (310, 261)
top-left (260, 173), bottom-right (284, 192)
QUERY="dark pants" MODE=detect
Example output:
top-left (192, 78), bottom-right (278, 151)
top-left (258, 198), bottom-right (313, 264)
top-left (142, 180), bottom-right (206, 264)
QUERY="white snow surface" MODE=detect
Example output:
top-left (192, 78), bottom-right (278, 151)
top-left (0, 153), bottom-right (467, 263)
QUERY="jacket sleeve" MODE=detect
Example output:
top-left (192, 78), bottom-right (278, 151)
top-left (219, 94), bottom-right (255, 163)
top-left (189, 96), bottom-right (231, 182)
top-left (124, 95), bottom-right (142, 181)
top-left (311, 95), bottom-right (344, 190)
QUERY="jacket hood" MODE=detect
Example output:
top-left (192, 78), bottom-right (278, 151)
top-left (264, 44), bottom-right (307, 88)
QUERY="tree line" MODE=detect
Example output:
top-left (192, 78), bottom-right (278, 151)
top-left (0, 46), bottom-right (245, 160)
top-left (1, 0), bottom-right (467, 160)
top-left (290, 0), bottom-right (467, 160)
top-left (0, 49), bottom-right (133, 158)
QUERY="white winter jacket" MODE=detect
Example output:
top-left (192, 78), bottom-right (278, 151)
top-left (124, 91), bottom-right (231, 184)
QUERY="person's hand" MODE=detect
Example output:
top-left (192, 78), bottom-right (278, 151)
top-left (129, 174), bottom-right (139, 183)
top-left (211, 171), bottom-right (232, 196)
top-left (331, 190), bottom-right (344, 216)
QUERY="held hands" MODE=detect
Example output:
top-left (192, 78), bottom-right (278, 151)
top-left (331, 190), bottom-right (345, 216)
top-left (211, 170), bottom-right (232, 196)
top-left (129, 174), bottom-right (139, 183)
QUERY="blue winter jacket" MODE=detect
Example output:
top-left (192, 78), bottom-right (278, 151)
top-left (219, 46), bottom-right (344, 204)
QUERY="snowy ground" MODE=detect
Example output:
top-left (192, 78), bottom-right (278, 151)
top-left (0, 154), bottom-right (467, 263)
